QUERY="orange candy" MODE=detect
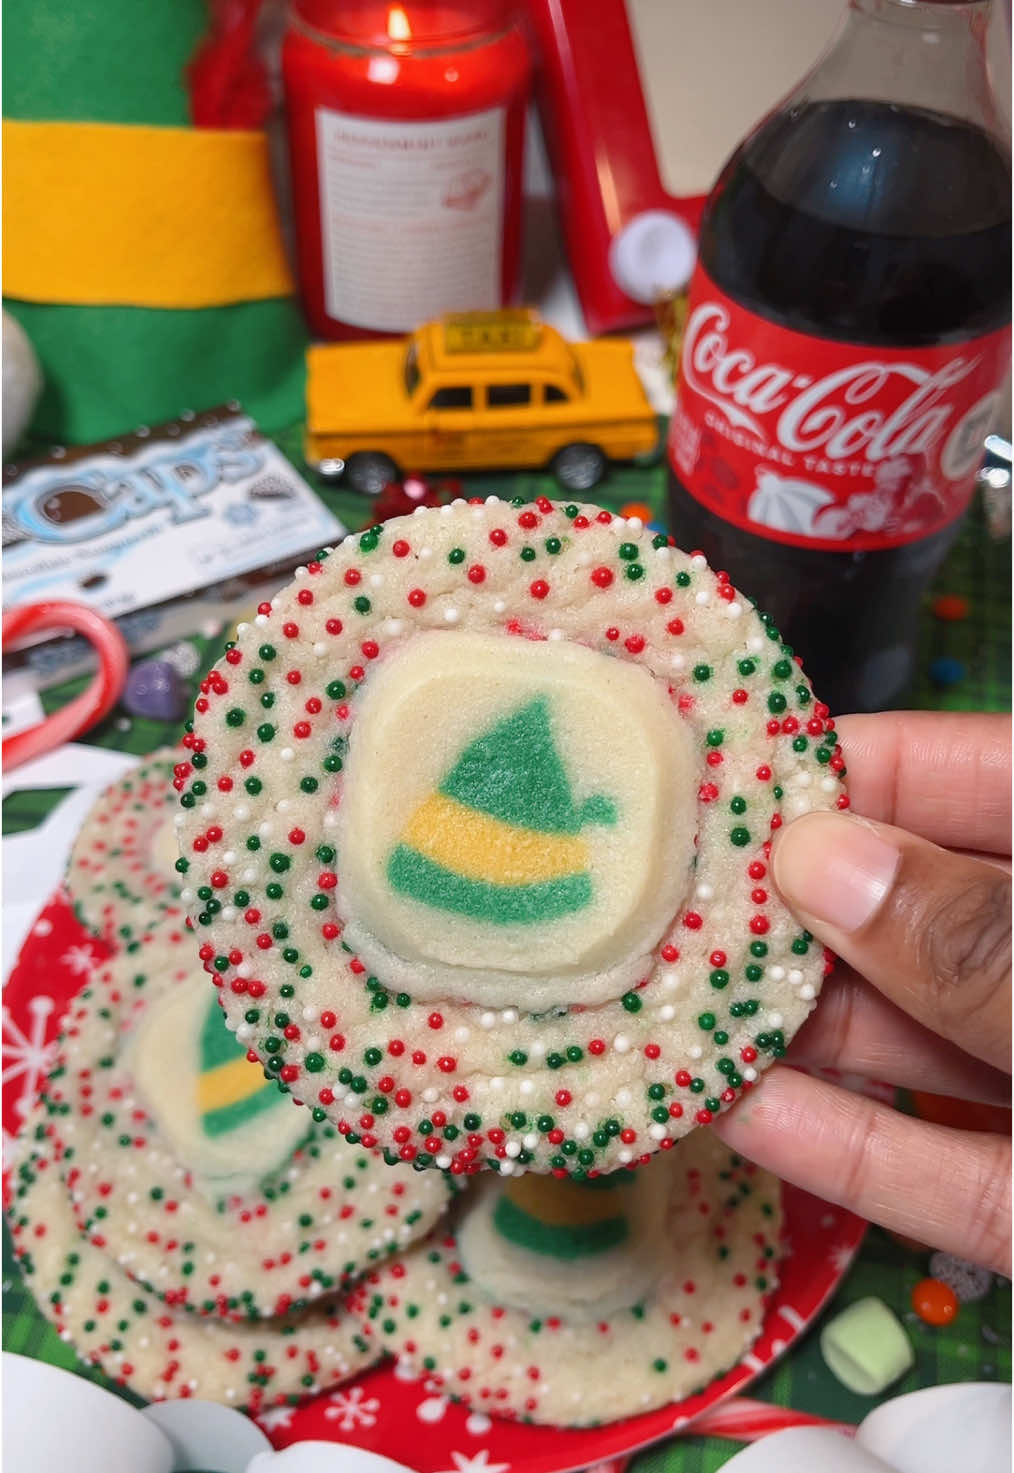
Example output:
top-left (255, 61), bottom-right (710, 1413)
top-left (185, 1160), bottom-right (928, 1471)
top-left (912, 1276), bottom-right (959, 1326)
top-left (619, 501), bottom-right (655, 524)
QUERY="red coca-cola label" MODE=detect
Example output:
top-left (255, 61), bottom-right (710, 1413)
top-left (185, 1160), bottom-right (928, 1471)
top-left (669, 266), bottom-right (1011, 551)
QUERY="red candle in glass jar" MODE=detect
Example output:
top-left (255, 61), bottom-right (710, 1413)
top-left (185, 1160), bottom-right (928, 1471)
top-left (282, 1), bottom-right (531, 340)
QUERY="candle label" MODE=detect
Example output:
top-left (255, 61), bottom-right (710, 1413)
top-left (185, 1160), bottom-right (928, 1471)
top-left (315, 106), bottom-right (505, 331)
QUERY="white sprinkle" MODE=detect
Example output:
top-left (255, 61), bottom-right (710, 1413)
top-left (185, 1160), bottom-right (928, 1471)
top-left (443, 608), bottom-right (460, 624)
top-left (302, 1005), bottom-right (319, 1022)
top-left (615, 1087), bottom-right (632, 1107)
top-left (529, 1039), bottom-right (545, 1058)
top-left (255, 613), bottom-right (269, 626)
top-left (820, 776), bottom-right (838, 792)
top-left (313, 641), bottom-right (327, 656)
top-left (618, 1148), bottom-right (633, 1164)
top-left (419, 545), bottom-right (432, 558)
top-left (661, 970), bottom-right (680, 992)
top-left (691, 554), bottom-right (707, 569)
top-left (501, 1008), bottom-right (518, 1024)
top-left (769, 965), bottom-right (786, 982)
top-left (258, 821), bottom-right (272, 836)
top-left (725, 601), bottom-right (743, 619)
top-left (800, 984), bottom-right (816, 1000)
top-left (173, 813), bottom-right (185, 828)
top-left (479, 1012), bottom-right (496, 1029)
top-left (768, 1011), bottom-right (783, 1027)
top-left (695, 881), bottom-right (714, 901)
top-left (384, 619), bottom-right (405, 637)
top-left (485, 494), bottom-right (500, 505)
top-left (280, 747), bottom-right (295, 762)
top-left (220, 905), bottom-right (237, 922)
top-left (585, 1091), bottom-right (599, 1108)
top-left (453, 1026), bottom-right (469, 1043)
top-left (548, 627), bottom-right (565, 641)
top-left (649, 1123), bottom-right (668, 1140)
top-left (439, 503), bottom-right (454, 516)
top-left (241, 866), bottom-right (258, 883)
top-left (236, 621), bottom-right (249, 635)
top-left (613, 1034), bottom-right (630, 1054)
top-left (222, 849), bottom-right (236, 864)
top-left (499, 1160), bottom-right (516, 1177)
top-left (658, 1004), bottom-right (676, 1022)
top-left (795, 771), bottom-right (812, 787)
top-left (369, 572), bottom-right (384, 588)
top-left (523, 1132), bottom-right (538, 1150)
top-left (276, 798), bottom-right (291, 813)
top-left (748, 635), bottom-right (764, 653)
top-left (576, 550), bottom-right (592, 566)
top-left (435, 1154), bottom-right (452, 1169)
top-left (695, 590), bottom-right (710, 605)
top-left (504, 1140), bottom-right (521, 1158)
top-left (573, 1122), bottom-right (590, 1141)
top-left (422, 1086), bottom-right (439, 1103)
top-left (626, 516), bottom-right (644, 531)
top-left (493, 599), bottom-right (507, 614)
top-left (233, 804), bottom-right (250, 821)
top-left (788, 969), bottom-right (804, 985)
top-left (519, 1079), bottom-right (535, 1096)
top-left (490, 1076), bottom-right (504, 1091)
top-left (324, 809), bottom-right (338, 827)
top-left (200, 802), bottom-right (216, 818)
top-left (743, 1066), bottom-right (758, 1082)
top-left (669, 653), bottom-right (686, 670)
top-left (690, 1044), bottom-right (703, 1060)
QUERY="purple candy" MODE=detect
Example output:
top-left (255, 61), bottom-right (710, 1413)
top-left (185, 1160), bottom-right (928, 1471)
top-left (123, 658), bottom-right (186, 723)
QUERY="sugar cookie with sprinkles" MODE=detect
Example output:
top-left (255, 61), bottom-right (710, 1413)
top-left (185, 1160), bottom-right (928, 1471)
top-left (67, 749), bottom-right (187, 943)
top-left (175, 497), bottom-right (846, 1176)
top-left (43, 938), bottom-right (454, 1321)
top-left (348, 1128), bottom-right (782, 1426)
top-left (7, 1120), bottom-right (380, 1410)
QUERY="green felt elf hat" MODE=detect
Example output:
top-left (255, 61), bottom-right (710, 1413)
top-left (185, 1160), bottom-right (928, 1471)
top-left (387, 697), bottom-right (616, 926)
top-left (3, 0), bottom-right (307, 446)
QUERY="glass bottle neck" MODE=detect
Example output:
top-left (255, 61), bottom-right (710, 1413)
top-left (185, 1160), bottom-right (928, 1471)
top-left (797, 0), bottom-right (1006, 140)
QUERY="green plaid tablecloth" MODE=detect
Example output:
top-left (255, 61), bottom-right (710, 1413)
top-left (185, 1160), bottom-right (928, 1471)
top-left (3, 434), bottom-right (1011, 1469)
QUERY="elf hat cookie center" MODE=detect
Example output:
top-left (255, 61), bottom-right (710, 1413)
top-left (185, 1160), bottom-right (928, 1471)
top-left (334, 631), bottom-right (698, 1011)
top-left (128, 973), bottom-right (308, 1197)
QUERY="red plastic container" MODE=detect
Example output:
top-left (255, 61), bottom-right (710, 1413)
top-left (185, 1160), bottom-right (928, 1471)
top-left (282, 0), bottom-right (530, 340)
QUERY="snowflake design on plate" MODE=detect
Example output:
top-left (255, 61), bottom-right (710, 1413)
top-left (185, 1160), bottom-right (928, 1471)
top-left (324, 1385), bottom-right (382, 1431)
top-left (435, 1451), bottom-right (511, 1473)
top-left (2, 996), bottom-right (56, 1138)
top-left (60, 943), bottom-right (100, 978)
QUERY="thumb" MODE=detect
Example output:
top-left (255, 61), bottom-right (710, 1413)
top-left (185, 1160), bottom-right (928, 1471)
top-left (772, 810), bottom-right (1011, 1073)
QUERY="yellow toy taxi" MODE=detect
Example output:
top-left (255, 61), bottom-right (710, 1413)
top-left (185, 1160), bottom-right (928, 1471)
top-left (305, 309), bottom-right (659, 494)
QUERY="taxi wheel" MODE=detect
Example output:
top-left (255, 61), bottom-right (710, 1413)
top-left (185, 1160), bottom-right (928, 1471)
top-left (552, 443), bottom-right (607, 493)
top-left (346, 452), bottom-right (399, 496)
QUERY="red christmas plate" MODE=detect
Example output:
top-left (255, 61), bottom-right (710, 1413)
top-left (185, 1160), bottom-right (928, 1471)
top-left (3, 892), bottom-right (868, 1470)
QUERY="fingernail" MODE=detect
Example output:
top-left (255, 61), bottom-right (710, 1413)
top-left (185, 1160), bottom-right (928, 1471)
top-left (773, 811), bottom-right (901, 932)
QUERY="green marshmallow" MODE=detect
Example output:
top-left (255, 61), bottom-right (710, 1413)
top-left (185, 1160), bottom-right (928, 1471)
top-left (820, 1296), bottom-right (915, 1396)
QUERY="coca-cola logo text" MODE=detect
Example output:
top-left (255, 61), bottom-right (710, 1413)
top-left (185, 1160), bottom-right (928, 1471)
top-left (681, 302), bottom-right (980, 473)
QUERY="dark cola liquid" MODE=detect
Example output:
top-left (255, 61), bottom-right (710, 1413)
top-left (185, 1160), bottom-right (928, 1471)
top-left (668, 99), bottom-right (1011, 713)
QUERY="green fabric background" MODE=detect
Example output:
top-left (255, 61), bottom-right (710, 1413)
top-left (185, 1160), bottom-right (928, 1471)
top-left (2, 448), bottom-right (1011, 1471)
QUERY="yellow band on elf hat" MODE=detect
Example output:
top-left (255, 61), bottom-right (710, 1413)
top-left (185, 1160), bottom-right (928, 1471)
top-left (3, 119), bottom-right (295, 309)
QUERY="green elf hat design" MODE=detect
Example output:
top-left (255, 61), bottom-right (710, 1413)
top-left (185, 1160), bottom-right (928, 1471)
top-left (492, 1172), bottom-right (632, 1260)
top-left (197, 990), bottom-right (282, 1139)
top-left (3, 0), bottom-right (307, 446)
top-left (387, 696), bottom-right (617, 926)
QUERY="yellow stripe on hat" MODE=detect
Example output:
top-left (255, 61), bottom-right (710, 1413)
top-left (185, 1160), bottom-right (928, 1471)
top-left (197, 1055), bottom-right (268, 1115)
top-left (402, 793), bottom-right (588, 887)
top-left (504, 1173), bottom-right (623, 1227)
top-left (3, 120), bottom-right (295, 308)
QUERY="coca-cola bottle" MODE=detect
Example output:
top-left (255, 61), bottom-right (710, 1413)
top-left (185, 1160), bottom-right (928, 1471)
top-left (667, 0), bottom-right (1011, 713)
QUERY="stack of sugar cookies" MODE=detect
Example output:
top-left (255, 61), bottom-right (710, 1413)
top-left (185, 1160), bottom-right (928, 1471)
top-left (10, 499), bottom-right (846, 1426)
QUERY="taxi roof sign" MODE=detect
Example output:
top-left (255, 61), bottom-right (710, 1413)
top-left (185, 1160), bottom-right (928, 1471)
top-left (442, 309), bottom-right (542, 354)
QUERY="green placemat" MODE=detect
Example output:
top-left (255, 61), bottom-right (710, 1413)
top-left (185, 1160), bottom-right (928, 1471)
top-left (3, 429), bottom-right (1010, 1468)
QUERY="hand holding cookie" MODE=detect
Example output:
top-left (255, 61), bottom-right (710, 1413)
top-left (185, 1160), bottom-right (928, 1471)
top-left (713, 711), bottom-right (1012, 1275)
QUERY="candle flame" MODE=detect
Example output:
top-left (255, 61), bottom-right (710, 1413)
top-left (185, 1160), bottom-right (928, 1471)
top-left (387, 5), bottom-right (412, 41)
